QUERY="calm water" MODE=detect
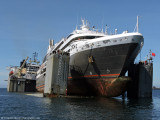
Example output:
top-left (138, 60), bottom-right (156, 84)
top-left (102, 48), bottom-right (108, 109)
top-left (0, 88), bottom-right (160, 120)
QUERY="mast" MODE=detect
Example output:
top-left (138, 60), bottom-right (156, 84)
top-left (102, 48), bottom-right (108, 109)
top-left (29, 52), bottom-right (40, 64)
top-left (137, 16), bottom-right (139, 33)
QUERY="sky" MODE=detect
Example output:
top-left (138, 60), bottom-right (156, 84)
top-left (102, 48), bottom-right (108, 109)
top-left (0, 0), bottom-right (160, 88)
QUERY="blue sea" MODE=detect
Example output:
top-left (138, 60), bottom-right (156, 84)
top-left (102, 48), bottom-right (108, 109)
top-left (0, 88), bottom-right (160, 120)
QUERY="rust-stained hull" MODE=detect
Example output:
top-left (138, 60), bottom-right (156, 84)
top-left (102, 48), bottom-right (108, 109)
top-left (67, 76), bottom-right (131, 97)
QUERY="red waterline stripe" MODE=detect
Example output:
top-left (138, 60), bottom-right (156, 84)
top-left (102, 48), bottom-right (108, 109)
top-left (68, 74), bottom-right (120, 79)
top-left (36, 84), bottom-right (45, 88)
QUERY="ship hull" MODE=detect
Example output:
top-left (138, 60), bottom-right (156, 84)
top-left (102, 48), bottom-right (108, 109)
top-left (67, 43), bottom-right (139, 97)
top-left (36, 74), bottom-right (45, 93)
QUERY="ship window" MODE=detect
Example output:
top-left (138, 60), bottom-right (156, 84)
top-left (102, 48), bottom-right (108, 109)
top-left (85, 44), bottom-right (89, 48)
top-left (67, 34), bottom-right (74, 39)
top-left (103, 40), bottom-right (111, 43)
top-left (72, 36), bottom-right (102, 41)
top-left (113, 40), bottom-right (117, 42)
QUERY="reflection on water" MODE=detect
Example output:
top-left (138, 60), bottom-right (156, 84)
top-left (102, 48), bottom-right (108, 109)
top-left (0, 89), bottom-right (159, 120)
top-left (37, 97), bottom-right (154, 120)
top-left (126, 99), bottom-right (153, 120)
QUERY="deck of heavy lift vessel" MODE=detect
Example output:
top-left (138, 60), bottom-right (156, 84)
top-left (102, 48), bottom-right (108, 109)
top-left (8, 50), bottom-right (153, 99)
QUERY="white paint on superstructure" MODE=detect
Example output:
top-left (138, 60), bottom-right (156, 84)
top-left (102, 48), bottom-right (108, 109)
top-left (46, 19), bottom-right (143, 57)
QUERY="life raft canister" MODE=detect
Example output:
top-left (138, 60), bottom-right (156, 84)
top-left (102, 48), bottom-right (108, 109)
top-left (9, 71), bottom-right (14, 76)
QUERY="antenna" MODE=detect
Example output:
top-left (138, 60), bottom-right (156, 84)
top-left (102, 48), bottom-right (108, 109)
top-left (101, 16), bottom-right (104, 33)
top-left (33, 52), bottom-right (38, 62)
top-left (115, 29), bottom-right (117, 34)
top-left (105, 24), bottom-right (108, 35)
top-left (101, 28), bottom-right (104, 33)
top-left (81, 18), bottom-right (85, 26)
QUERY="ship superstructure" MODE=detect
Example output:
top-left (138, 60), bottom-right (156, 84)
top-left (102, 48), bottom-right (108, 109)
top-left (8, 52), bottom-right (40, 80)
